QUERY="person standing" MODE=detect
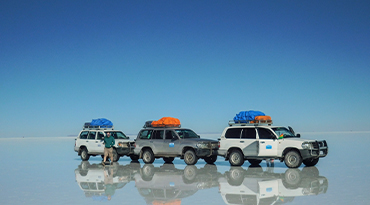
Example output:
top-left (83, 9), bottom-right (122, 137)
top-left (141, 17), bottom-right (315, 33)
top-left (102, 132), bottom-right (115, 165)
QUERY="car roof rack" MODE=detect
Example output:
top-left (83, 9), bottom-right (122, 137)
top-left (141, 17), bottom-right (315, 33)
top-left (143, 121), bottom-right (181, 128)
top-left (228, 120), bottom-right (273, 127)
top-left (83, 123), bottom-right (114, 130)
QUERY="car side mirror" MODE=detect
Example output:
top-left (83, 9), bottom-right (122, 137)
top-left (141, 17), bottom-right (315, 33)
top-left (127, 136), bottom-right (130, 139)
top-left (296, 134), bottom-right (301, 138)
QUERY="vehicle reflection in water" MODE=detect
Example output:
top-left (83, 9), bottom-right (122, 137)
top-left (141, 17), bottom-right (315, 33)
top-left (74, 161), bottom-right (140, 201)
top-left (135, 163), bottom-right (220, 204)
top-left (74, 162), bottom-right (328, 204)
top-left (219, 165), bottom-right (328, 205)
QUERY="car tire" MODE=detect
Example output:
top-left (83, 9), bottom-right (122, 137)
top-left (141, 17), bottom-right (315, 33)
top-left (302, 157), bottom-right (319, 167)
top-left (183, 165), bottom-right (198, 183)
top-left (204, 155), bottom-right (217, 164)
top-left (163, 157), bottom-right (175, 163)
top-left (141, 164), bottom-right (155, 181)
top-left (184, 150), bottom-right (198, 165)
top-left (227, 167), bottom-right (244, 186)
top-left (247, 159), bottom-right (262, 166)
top-left (112, 149), bottom-right (120, 162)
top-left (130, 155), bottom-right (140, 161)
top-left (284, 150), bottom-right (302, 168)
top-left (142, 149), bottom-right (155, 164)
top-left (80, 148), bottom-right (90, 161)
top-left (229, 150), bottom-right (244, 166)
top-left (284, 168), bottom-right (301, 188)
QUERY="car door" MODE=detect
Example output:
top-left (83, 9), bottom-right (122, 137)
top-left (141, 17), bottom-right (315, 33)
top-left (86, 131), bottom-right (100, 153)
top-left (95, 131), bottom-right (105, 153)
top-left (76, 131), bottom-right (89, 148)
top-left (241, 128), bottom-right (258, 156)
top-left (162, 129), bottom-right (181, 155)
top-left (224, 128), bottom-right (258, 157)
top-left (257, 128), bottom-right (278, 157)
top-left (151, 130), bottom-right (164, 154)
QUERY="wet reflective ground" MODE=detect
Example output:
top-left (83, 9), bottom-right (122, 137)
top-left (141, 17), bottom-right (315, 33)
top-left (1, 133), bottom-right (370, 204)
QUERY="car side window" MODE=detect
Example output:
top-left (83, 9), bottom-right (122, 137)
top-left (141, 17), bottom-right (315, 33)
top-left (79, 131), bottom-right (88, 139)
top-left (165, 130), bottom-right (176, 140)
top-left (152, 130), bottom-right (164, 140)
top-left (97, 132), bottom-right (104, 140)
top-left (225, 128), bottom-right (242, 139)
top-left (257, 128), bottom-right (276, 139)
top-left (88, 131), bottom-right (96, 140)
top-left (139, 130), bottom-right (153, 140)
top-left (241, 128), bottom-right (256, 139)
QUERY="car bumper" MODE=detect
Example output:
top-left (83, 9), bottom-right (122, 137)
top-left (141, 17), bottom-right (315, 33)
top-left (196, 148), bottom-right (218, 157)
top-left (116, 147), bottom-right (135, 156)
top-left (300, 148), bottom-right (328, 159)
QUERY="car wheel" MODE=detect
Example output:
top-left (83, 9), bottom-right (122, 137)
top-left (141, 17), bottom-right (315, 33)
top-left (183, 165), bottom-right (198, 182)
top-left (112, 149), bottom-right (120, 162)
top-left (229, 150), bottom-right (244, 166)
top-left (141, 164), bottom-right (155, 181)
top-left (284, 150), bottom-right (302, 168)
top-left (284, 168), bottom-right (301, 188)
top-left (184, 150), bottom-right (198, 165)
top-left (142, 149), bottom-right (155, 164)
top-left (80, 148), bottom-right (90, 161)
top-left (130, 155), bottom-right (140, 161)
top-left (204, 155), bottom-right (217, 164)
top-left (302, 157), bottom-right (319, 167)
top-left (163, 157), bottom-right (175, 163)
top-left (247, 159), bottom-right (262, 166)
top-left (227, 167), bottom-right (244, 186)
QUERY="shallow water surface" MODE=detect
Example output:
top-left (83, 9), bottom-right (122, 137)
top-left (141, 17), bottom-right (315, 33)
top-left (1, 133), bottom-right (369, 204)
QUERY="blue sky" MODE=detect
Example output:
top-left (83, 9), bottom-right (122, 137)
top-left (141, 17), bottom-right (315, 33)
top-left (1, 0), bottom-right (369, 137)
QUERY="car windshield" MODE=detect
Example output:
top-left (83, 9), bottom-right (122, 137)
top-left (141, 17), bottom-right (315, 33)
top-left (272, 127), bottom-right (296, 138)
top-left (175, 129), bottom-right (199, 139)
top-left (108, 131), bottom-right (129, 139)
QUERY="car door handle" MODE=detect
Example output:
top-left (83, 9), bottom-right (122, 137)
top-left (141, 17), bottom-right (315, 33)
top-left (260, 141), bottom-right (265, 144)
top-left (240, 141), bottom-right (244, 143)
top-left (150, 141), bottom-right (153, 143)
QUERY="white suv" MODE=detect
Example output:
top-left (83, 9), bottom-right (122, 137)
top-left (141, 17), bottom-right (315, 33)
top-left (74, 124), bottom-right (137, 162)
top-left (218, 121), bottom-right (328, 168)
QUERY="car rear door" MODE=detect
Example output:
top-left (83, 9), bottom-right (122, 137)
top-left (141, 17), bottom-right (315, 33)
top-left (86, 131), bottom-right (100, 153)
top-left (241, 128), bottom-right (258, 156)
top-left (151, 130), bottom-right (164, 154)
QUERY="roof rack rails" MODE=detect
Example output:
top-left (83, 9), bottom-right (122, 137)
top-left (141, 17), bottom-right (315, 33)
top-left (83, 123), bottom-right (114, 130)
top-left (228, 120), bottom-right (273, 126)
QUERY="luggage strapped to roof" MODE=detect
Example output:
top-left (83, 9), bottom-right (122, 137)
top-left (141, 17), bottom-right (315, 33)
top-left (83, 118), bottom-right (114, 130)
top-left (143, 117), bottom-right (181, 128)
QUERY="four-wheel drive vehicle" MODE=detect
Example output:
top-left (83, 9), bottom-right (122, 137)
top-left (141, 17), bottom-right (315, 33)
top-left (218, 121), bottom-right (328, 168)
top-left (219, 166), bottom-right (328, 205)
top-left (74, 121), bottom-right (137, 162)
top-left (134, 119), bottom-right (219, 165)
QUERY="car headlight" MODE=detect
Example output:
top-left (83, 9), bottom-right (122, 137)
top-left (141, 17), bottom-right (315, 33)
top-left (196, 143), bottom-right (209, 149)
top-left (301, 142), bottom-right (313, 149)
top-left (118, 142), bottom-right (128, 147)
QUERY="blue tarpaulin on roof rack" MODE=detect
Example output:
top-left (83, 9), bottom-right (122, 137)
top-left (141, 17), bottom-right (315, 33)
top-left (90, 118), bottom-right (113, 128)
top-left (233, 110), bottom-right (265, 123)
